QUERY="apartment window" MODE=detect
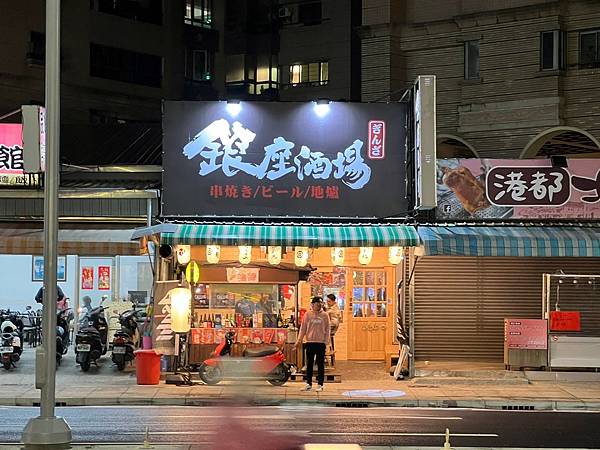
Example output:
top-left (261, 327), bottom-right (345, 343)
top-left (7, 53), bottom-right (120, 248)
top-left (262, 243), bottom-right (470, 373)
top-left (90, 43), bottom-right (162, 88)
top-left (27, 31), bottom-right (45, 65)
top-left (185, 49), bottom-right (210, 81)
top-left (464, 40), bottom-right (480, 80)
top-left (96, 0), bottom-right (162, 25)
top-left (580, 30), bottom-right (600, 68)
top-left (289, 61), bottom-right (328, 86)
top-left (298, 1), bottom-right (321, 26)
top-left (185, 0), bottom-right (212, 28)
top-left (541, 30), bottom-right (565, 71)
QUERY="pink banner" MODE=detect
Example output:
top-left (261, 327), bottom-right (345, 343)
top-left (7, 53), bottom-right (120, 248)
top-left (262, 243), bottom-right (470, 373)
top-left (437, 159), bottom-right (600, 219)
top-left (504, 319), bottom-right (547, 349)
top-left (0, 124), bottom-right (24, 175)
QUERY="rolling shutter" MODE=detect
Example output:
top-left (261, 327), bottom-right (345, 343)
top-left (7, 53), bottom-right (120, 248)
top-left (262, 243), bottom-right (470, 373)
top-left (413, 256), bottom-right (600, 361)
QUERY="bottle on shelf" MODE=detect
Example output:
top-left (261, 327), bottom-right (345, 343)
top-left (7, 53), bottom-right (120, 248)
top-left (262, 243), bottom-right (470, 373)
top-left (276, 311), bottom-right (284, 328)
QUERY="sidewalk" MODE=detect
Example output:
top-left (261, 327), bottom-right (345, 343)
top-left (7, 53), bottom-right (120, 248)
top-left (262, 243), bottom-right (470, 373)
top-left (2, 351), bottom-right (599, 410)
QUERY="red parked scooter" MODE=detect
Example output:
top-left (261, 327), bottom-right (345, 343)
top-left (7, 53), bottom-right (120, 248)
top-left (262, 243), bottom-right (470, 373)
top-left (198, 331), bottom-right (293, 386)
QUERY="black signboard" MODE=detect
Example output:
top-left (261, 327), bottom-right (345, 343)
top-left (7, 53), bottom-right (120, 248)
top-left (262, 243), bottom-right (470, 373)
top-left (162, 101), bottom-right (408, 218)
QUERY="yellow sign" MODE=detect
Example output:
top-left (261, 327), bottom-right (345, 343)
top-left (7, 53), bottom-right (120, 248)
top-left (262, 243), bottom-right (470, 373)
top-left (185, 261), bottom-right (200, 284)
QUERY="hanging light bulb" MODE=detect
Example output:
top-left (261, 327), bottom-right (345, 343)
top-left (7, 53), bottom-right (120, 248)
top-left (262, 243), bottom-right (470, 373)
top-left (295, 246), bottom-right (309, 267)
top-left (359, 247), bottom-right (373, 265)
top-left (267, 246), bottom-right (282, 265)
top-left (174, 245), bottom-right (191, 265)
top-left (238, 246), bottom-right (252, 264)
top-left (331, 247), bottom-right (345, 266)
top-left (388, 246), bottom-right (404, 265)
top-left (206, 245), bottom-right (220, 264)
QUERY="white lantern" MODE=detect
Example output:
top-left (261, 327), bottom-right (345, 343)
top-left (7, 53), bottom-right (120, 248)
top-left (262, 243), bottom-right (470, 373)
top-left (206, 245), bottom-right (220, 264)
top-left (358, 247), bottom-right (373, 265)
top-left (388, 246), bottom-right (404, 265)
top-left (174, 245), bottom-right (191, 265)
top-left (170, 287), bottom-right (191, 333)
top-left (331, 247), bottom-right (345, 266)
top-left (295, 246), bottom-right (309, 267)
top-left (267, 246), bottom-right (282, 265)
top-left (238, 245), bottom-right (252, 264)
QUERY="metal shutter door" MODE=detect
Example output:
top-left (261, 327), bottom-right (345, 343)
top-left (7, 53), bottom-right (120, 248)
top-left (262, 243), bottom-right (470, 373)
top-left (413, 257), bottom-right (600, 361)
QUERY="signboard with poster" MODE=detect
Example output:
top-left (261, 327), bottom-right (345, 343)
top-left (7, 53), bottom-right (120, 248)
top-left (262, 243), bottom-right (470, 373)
top-left (98, 266), bottom-right (111, 290)
top-left (0, 124), bottom-right (39, 187)
top-left (505, 319), bottom-right (547, 349)
top-left (162, 101), bottom-right (409, 218)
top-left (437, 158), bottom-right (600, 220)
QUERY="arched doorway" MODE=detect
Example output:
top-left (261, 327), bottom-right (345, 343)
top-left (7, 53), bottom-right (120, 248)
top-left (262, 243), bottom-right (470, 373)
top-left (437, 134), bottom-right (478, 158)
top-left (520, 127), bottom-right (600, 158)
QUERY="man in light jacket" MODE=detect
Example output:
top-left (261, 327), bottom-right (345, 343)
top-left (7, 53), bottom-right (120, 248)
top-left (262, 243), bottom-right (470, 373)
top-left (293, 296), bottom-right (330, 392)
top-left (326, 294), bottom-right (342, 366)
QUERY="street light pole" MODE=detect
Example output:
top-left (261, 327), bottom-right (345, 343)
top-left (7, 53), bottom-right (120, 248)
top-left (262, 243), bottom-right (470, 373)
top-left (22, 0), bottom-right (71, 446)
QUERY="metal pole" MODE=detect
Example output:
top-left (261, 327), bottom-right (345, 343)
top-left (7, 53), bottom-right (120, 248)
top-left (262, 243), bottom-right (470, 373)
top-left (22, 0), bottom-right (71, 446)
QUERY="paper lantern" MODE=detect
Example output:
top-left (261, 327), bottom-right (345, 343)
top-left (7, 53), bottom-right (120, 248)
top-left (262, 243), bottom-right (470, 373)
top-left (170, 287), bottom-right (191, 333)
top-left (358, 247), bottom-right (373, 265)
top-left (206, 245), bottom-right (220, 264)
top-left (185, 261), bottom-right (200, 284)
top-left (239, 245), bottom-right (252, 264)
top-left (267, 246), bottom-right (282, 265)
top-left (388, 246), bottom-right (404, 265)
top-left (331, 247), bottom-right (345, 266)
top-left (174, 245), bottom-right (191, 265)
top-left (294, 246), bottom-right (309, 267)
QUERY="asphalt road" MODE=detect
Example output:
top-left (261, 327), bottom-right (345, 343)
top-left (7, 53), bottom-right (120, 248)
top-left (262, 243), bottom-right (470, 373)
top-left (1, 406), bottom-right (599, 448)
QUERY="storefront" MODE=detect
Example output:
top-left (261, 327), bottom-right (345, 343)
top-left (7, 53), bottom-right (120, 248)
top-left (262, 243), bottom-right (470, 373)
top-left (408, 158), bottom-right (600, 366)
top-left (135, 99), bottom-right (420, 367)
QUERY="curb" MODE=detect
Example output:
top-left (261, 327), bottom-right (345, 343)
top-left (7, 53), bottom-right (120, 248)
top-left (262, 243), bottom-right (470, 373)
top-left (1, 396), bottom-right (600, 411)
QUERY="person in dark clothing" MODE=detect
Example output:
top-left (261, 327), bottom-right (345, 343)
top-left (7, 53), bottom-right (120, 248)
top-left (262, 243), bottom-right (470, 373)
top-left (35, 286), bottom-right (66, 304)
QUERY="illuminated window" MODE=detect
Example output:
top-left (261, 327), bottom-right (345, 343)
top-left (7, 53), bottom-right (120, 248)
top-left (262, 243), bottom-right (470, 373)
top-left (288, 61), bottom-right (328, 86)
top-left (185, 0), bottom-right (212, 28)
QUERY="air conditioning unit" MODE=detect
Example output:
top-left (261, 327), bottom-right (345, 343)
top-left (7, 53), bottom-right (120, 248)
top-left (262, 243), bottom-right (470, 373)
top-left (278, 7), bottom-right (291, 18)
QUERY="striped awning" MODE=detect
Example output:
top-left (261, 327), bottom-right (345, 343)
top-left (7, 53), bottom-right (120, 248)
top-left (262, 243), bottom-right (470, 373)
top-left (156, 223), bottom-right (419, 247)
top-left (0, 228), bottom-right (139, 256)
top-left (418, 226), bottom-right (600, 257)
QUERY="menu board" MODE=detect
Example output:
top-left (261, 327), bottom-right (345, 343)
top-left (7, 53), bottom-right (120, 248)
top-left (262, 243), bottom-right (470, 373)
top-left (505, 318), bottom-right (547, 349)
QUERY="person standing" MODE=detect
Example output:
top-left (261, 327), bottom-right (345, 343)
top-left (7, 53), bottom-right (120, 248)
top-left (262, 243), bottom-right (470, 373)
top-left (325, 294), bottom-right (342, 366)
top-left (293, 296), bottom-right (330, 392)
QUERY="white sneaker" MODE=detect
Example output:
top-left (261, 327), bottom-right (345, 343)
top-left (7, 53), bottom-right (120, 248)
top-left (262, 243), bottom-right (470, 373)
top-left (316, 385), bottom-right (324, 392)
top-left (301, 384), bottom-right (312, 391)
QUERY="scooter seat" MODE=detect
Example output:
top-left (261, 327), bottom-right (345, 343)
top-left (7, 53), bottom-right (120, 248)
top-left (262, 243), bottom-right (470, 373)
top-left (243, 345), bottom-right (279, 357)
top-left (79, 326), bottom-right (100, 335)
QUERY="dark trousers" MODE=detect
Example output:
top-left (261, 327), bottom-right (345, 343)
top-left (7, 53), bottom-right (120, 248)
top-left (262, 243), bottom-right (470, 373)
top-left (330, 335), bottom-right (335, 365)
top-left (305, 342), bottom-right (326, 386)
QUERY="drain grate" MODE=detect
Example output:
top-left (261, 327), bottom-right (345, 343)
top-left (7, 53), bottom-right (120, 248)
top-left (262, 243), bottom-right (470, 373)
top-left (502, 405), bottom-right (535, 410)
top-left (335, 402), bottom-right (369, 408)
top-left (33, 402), bottom-right (67, 407)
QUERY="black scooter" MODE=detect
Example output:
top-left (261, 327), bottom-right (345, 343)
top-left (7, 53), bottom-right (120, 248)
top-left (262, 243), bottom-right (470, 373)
top-left (75, 305), bottom-right (108, 372)
top-left (56, 308), bottom-right (72, 366)
top-left (111, 305), bottom-right (142, 371)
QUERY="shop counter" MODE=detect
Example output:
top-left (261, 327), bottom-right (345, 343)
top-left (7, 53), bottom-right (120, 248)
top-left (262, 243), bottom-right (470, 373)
top-left (188, 327), bottom-right (299, 366)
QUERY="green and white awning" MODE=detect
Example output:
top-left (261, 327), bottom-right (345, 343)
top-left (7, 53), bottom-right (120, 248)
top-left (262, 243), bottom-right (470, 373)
top-left (134, 223), bottom-right (419, 248)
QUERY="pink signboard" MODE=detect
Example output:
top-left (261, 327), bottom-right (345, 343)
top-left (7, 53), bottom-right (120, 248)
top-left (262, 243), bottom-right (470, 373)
top-left (437, 159), bottom-right (600, 219)
top-left (0, 124), bottom-right (24, 175)
top-left (504, 318), bottom-right (547, 349)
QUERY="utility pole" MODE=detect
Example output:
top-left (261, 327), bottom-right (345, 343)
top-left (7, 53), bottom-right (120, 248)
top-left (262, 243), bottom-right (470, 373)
top-left (22, 0), bottom-right (72, 447)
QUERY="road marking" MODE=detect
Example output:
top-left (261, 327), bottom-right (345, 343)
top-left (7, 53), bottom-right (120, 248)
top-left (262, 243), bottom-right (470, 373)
top-left (310, 432), bottom-right (499, 437)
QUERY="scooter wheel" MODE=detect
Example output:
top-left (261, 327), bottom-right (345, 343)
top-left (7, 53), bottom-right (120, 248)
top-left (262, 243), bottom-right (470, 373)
top-left (116, 361), bottom-right (125, 371)
top-left (80, 360), bottom-right (91, 372)
top-left (56, 354), bottom-right (61, 367)
top-left (268, 364), bottom-right (290, 386)
top-left (2, 361), bottom-right (10, 371)
top-left (198, 363), bottom-right (222, 385)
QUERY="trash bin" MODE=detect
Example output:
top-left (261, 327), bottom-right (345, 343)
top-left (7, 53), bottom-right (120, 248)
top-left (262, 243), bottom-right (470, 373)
top-left (134, 349), bottom-right (162, 385)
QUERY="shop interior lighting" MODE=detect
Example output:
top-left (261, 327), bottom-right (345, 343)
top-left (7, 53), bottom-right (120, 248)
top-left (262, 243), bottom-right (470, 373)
top-left (388, 246), bottom-right (404, 265)
top-left (295, 246), bottom-right (309, 267)
top-left (314, 98), bottom-right (330, 117)
top-left (331, 247), bottom-right (345, 266)
top-left (359, 246), bottom-right (374, 265)
top-left (206, 245), bottom-right (220, 264)
top-left (238, 245), bottom-right (252, 264)
top-left (226, 99), bottom-right (241, 116)
top-left (170, 287), bottom-right (192, 333)
top-left (267, 246), bottom-right (282, 265)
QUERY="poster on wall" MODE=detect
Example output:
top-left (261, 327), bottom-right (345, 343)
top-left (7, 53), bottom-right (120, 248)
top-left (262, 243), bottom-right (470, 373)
top-left (81, 267), bottom-right (94, 290)
top-left (437, 158), bottom-right (600, 220)
top-left (31, 256), bottom-right (66, 282)
top-left (98, 266), bottom-right (111, 290)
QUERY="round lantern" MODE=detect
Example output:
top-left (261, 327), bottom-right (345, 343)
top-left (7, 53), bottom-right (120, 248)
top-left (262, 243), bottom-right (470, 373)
top-left (294, 246), bottom-right (309, 267)
top-left (331, 247), bottom-right (345, 266)
top-left (267, 246), bottom-right (282, 265)
top-left (206, 245), bottom-right (220, 264)
top-left (358, 247), bottom-right (373, 265)
top-left (238, 246), bottom-right (252, 264)
top-left (174, 245), bottom-right (191, 265)
top-left (388, 246), bottom-right (404, 265)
